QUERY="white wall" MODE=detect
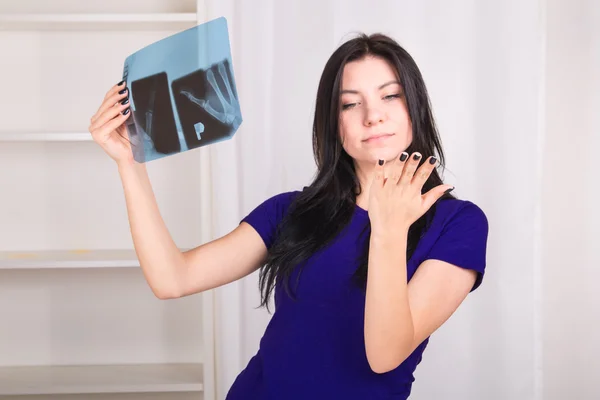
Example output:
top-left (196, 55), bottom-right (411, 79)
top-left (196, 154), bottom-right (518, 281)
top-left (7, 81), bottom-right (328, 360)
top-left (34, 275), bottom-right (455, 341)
top-left (206, 0), bottom-right (600, 399)
top-left (543, 0), bottom-right (600, 398)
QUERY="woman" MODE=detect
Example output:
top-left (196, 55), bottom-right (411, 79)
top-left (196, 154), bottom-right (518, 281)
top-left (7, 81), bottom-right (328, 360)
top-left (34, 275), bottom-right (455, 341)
top-left (89, 32), bottom-right (488, 399)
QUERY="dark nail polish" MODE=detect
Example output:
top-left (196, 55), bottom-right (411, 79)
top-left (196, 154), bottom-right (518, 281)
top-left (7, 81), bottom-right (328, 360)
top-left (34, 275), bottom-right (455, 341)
top-left (121, 98), bottom-right (129, 105)
top-left (117, 80), bottom-right (125, 86)
top-left (444, 187), bottom-right (454, 194)
top-left (378, 159), bottom-right (384, 166)
top-left (122, 108), bottom-right (130, 115)
top-left (413, 154), bottom-right (421, 161)
top-left (400, 153), bottom-right (408, 162)
top-left (429, 156), bottom-right (437, 165)
top-left (118, 88), bottom-right (127, 95)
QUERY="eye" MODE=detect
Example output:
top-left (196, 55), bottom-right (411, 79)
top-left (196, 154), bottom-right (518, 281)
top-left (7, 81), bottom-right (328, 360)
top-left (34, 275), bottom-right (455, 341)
top-left (341, 102), bottom-right (358, 110)
top-left (384, 94), bottom-right (403, 100)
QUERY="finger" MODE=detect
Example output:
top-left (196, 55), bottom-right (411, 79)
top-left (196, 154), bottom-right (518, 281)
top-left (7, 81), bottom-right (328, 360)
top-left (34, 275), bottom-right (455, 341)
top-left (398, 152), bottom-right (421, 186)
top-left (91, 81), bottom-right (128, 125)
top-left (92, 85), bottom-right (129, 125)
top-left (93, 110), bottom-right (131, 144)
top-left (422, 185), bottom-right (455, 210)
top-left (104, 79), bottom-right (126, 101)
top-left (371, 159), bottom-right (386, 191)
top-left (116, 127), bottom-right (133, 145)
top-left (90, 99), bottom-right (130, 133)
top-left (91, 108), bottom-right (131, 144)
top-left (382, 158), bottom-right (395, 185)
top-left (412, 155), bottom-right (438, 188)
top-left (390, 151), bottom-right (409, 184)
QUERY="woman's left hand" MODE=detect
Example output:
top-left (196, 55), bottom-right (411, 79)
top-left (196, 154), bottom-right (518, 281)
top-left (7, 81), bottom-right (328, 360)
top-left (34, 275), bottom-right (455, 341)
top-left (367, 152), bottom-right (454, 238)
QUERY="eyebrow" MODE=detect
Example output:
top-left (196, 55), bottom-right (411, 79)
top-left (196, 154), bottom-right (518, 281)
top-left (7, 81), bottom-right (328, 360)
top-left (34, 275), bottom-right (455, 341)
top-left (340, 80), bottom-right (401, 95)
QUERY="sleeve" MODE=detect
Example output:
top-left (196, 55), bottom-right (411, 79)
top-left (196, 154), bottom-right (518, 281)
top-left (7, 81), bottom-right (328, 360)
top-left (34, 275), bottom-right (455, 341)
top-left (240, 191), bottom-right (298, 250)
top-left (426, 202), bottom-right (489, 292)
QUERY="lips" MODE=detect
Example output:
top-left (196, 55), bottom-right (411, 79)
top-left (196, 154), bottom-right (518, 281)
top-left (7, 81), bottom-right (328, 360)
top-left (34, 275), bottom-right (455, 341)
top-left (364, 133), bottom-right (394, 142)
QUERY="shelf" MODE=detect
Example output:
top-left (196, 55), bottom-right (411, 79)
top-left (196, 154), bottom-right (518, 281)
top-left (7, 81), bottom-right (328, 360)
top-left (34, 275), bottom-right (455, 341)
top-left (0, 249), bottom-right (141, 269)
top-left (0, 13), bottom-right (198, 31)
top-left (0, 363), bottom-right (204, 395)
top-left (0, 3), bottom-right (212, 398)
top-left (0, 132), bottom-right (92, 142)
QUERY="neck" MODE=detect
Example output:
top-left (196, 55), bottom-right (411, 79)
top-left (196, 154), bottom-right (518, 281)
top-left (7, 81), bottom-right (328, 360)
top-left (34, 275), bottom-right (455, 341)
top-left (354, 160), bottom-right (375, 211)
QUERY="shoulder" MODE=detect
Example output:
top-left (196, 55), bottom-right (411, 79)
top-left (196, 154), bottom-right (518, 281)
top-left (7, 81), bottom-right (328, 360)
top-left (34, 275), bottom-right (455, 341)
top-left (254, 190), bottom-right (302, 215)
top-left (423, 198), bottom-right (489, 290)
top-left (432, 198), bottom-right (489, 234)
top-left (240, 190), bottom-right (303, 249)
top-left (268, 190), bottom-right (302, 204)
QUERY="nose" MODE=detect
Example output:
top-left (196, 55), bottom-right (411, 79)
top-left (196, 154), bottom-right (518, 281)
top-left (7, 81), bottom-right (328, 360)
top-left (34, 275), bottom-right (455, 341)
top-left (364, 104), bottom-right (385, 126)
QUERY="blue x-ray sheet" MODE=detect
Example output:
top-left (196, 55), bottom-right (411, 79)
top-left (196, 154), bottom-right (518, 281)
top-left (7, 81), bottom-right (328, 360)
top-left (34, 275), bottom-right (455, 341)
top-left (121, 17), bottom-right (242, 163)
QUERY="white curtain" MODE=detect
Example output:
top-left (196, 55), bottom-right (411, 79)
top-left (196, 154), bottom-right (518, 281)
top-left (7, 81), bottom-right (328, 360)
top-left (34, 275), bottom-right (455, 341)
top-left (201, 0), bottom-right (600, 399)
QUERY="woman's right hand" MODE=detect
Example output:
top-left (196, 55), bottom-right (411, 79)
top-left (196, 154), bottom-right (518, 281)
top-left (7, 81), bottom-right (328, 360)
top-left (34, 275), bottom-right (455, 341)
top-left (89, 81), bottom-right (134, 166)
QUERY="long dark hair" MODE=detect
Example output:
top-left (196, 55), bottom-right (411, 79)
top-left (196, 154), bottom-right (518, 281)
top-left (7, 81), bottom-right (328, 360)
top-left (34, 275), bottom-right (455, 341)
top-left (258, 33), bottom-right (455, 311)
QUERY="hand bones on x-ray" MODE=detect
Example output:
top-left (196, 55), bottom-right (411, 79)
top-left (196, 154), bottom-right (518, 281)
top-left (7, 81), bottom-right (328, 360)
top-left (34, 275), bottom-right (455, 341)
top-left (145, 88), bottom-right (156, 139)
top-left (179, 63), bottom-right (241, 128)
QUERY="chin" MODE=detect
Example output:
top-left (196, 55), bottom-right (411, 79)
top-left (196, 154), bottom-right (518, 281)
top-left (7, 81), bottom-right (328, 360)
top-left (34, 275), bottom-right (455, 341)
top-left (369, 148), bottom-right (402, 163)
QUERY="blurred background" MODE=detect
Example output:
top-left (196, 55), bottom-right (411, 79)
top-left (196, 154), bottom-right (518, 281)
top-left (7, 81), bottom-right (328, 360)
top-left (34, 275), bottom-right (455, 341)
top-left (0, 0), bottom-right (598, 399)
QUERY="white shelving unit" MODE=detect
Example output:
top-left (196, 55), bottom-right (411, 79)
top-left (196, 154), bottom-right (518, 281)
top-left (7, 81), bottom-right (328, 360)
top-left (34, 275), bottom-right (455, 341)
top-left (0, 363), bottom-right (204, 395)
top-left (0, 132), bottom-right (92, 142)
top-left (0, 249), bottom-right (141, 269)
top-left (0, 13), bottom-right (198, 31)
top-left (0, 1), bottom-right (215, 399)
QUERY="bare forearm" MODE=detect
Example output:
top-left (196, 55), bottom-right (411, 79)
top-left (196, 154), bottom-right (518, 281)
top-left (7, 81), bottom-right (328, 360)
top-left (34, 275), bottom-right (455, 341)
top-left (118, 161), bottom-right (185, 298)
top-left (364, 228), bottom-right (414, 372)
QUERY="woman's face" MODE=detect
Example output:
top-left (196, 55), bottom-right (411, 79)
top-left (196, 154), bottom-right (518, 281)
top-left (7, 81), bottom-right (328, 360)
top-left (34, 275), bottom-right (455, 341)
top-left (338, 56), bottom-right (412, 168)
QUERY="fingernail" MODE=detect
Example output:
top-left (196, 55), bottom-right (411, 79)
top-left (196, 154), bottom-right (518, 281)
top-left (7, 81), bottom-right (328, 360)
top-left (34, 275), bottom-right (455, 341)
top-left (400, 153), bottom-right (408, 162)
top-left (413, 153), bottom-right (421, 161)
top-left (117, 80), bottom-right (125, 86)
top-left (378, 159), bottom-right (384, 166)
top-left (429, 156), bottom-right (437, 165)
top-left (121, 98), bottom-right (129, 105)
top-left (444, 187), bottom-right (454, 194)
top-left (119, 88), bottom-right (128, 95)
top-left (122, 108), bottom-right (130, 115)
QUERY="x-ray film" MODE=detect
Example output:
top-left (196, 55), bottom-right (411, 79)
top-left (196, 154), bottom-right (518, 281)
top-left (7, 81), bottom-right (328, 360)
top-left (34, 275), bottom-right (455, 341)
top-left (121, 17), bottom-right (242, 163)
